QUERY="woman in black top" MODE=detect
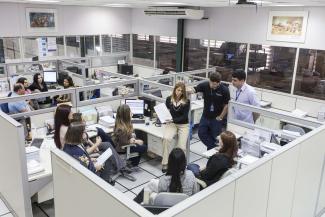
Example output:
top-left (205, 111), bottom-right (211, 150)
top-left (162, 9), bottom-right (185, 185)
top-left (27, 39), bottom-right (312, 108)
top-left (29, 73), bottom-right (50, 106)
top-left (189, 131), bottom-right (238, 187)
top-left (161, 82), bottom-right (190, 172)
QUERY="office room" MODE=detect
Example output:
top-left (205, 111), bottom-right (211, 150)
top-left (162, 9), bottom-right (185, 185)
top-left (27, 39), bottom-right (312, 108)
top-left (0, 0), bottom-right (325, 217)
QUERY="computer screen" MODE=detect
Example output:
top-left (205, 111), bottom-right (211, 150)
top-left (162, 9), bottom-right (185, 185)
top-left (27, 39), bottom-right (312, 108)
top-left (125, 99), bottom-right (144, 116)
top-left (43, 70), bottom-right (57, 83)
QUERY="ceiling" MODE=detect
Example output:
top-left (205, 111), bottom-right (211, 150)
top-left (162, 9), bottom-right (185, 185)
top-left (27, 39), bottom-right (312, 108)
top-left (0, 0), bottom-right (325, 7)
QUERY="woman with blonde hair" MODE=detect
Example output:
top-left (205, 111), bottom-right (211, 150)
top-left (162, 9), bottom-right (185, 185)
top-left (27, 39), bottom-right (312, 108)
top-left (112, 104), bottom-right (147, 167)
top-left (161, 82), bottom-right (190, 172)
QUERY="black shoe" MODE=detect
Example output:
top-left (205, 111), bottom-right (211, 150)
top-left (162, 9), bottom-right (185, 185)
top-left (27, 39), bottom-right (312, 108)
top-left (162, 168), bottom-right (167, 173)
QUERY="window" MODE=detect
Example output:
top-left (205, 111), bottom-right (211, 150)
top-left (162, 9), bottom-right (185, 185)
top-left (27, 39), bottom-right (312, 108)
top-left (247, 44), bottom-right (297, 93)
top-left (137, 34), bottom-right (150, 41)
top-left (83, 35), bottom-right (100, 56)
top-left (112, 34), bottom-right (130, 53)
top-left (133, 34), bottom-right (154, 67)
top-left (294, 49), bottom-right (325, 100)
top-left (184, 38), bottom-right (208, 71)
top-left (23, 36), bottom-right (64, 60)
top-left (0, 37), bottom-right (21, 61)
top-left (156, 35), bottom-right (177, 71)
top-left (101, 35), bottom-right (111, 55)
top-left (209, 41), bottom-right (247, 82)
top-left (65, 36), bottom-right (81, 57)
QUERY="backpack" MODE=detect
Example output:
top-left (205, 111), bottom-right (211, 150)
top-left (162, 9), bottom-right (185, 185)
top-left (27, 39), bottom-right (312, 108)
top-left (0, 92), bottom-right (12, 114)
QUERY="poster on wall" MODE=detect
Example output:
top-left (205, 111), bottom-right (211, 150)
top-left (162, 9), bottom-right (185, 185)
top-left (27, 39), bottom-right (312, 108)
top-left (267, 11), bottom-right (309, 43)
top-left (26, 8), bottom-right (58, 33)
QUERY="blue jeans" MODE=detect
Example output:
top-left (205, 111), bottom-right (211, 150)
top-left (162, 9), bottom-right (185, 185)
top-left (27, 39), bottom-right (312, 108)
top-left (198, 116), bottom-right (222, 150)
top-left (129, 144), bottom-right (148, 166)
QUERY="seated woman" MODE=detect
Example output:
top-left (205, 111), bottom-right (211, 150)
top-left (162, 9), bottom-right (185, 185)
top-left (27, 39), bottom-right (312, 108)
top-left (63, 121), bottom-right (115, 184)
top-left (29, 73), bottom-right (51, 107)
top-left (162, 82), bottom-right (190, 172)
top-left (112, 104), bottom-right (147, 167)
top-left (57, 76), bottom-right (74, 103)
top-left (54, 104), bottom-right (73, 149)
top-left (188, 131), bottom-right (238, 187)
top-left (134, 148), bottom-right (199, 204)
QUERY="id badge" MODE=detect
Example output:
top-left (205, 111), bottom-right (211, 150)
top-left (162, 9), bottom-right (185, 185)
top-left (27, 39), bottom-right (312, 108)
top-left (210, 104), bottom-right (214, 112)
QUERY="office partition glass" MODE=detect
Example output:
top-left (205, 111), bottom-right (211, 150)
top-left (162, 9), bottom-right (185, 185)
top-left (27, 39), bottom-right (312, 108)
top-left (156, 35), bottom-right (177, 71)
top-left (184, 38), bottom-right (207, 71)
top-left (0, 37), bottom-right (21, 61)
top-left (294, 49), bottom-right (325, 100)
top-left (23, 36), bottom-right (64, 60)
top-left (101, 35), bottom-right (111, 55)
top-left (65, 36), bottom-right (81, 57)
top-left (208, 40), bottom-right (247, 82)
top-left (132, 34), bottom-right (154, 67)
top-left (247, 44), bottom-right (296, 93)
top-left (112, 34), bottom-right (130, 53)
top-left (83, 35), bottom-right (100, 57)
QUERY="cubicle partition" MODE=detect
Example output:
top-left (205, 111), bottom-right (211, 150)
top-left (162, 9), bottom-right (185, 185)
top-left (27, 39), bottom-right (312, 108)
top-left (50, 98), bottom-right (325, 217)
top-left (0, 112), bottom-right (32, 217)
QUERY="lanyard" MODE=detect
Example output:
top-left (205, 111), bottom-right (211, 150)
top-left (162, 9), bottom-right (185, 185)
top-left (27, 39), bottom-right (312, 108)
top-left (235, 89), bottom-right (242, 101)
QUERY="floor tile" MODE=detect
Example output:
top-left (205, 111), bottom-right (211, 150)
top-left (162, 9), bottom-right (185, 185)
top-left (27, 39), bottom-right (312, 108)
top-left (1, 213), bottom-right (13, 217)
top-left (123, 191), bottom-right (137, 200)
top-left (114, 182), bottom-right (128, 193)
top-left (0, 199), bottom-right (10, 216)
top-left (190, 141), bottom-right (207, 156)
top-left (116, 168), bottom-right (156, 190)
top-left (131, 183), bottom-right (148, 195)
top-left (37, 200), bottom-right (55, 217)
top-left (188, 152), bottom-right (202, 163)
top-left (139, 158), bottom-right (163, 177)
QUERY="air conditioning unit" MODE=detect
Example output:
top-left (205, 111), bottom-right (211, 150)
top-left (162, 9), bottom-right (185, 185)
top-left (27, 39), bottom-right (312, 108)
top-left (144, 7), bottom-right (204, 20)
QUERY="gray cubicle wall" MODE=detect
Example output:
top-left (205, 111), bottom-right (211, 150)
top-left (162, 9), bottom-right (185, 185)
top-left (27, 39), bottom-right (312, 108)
top-left (0, 112), bottom-right (32, 217)
top-left (51, 150), bottom-right (152, 217)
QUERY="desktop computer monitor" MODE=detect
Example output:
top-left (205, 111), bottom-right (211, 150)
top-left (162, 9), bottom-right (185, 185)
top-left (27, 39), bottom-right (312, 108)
top-left (118, 64), bottom-right (133, 75)
top-left (43, 70), bottom-right (57, 83)
top-left (125, 99), bottom-right (144, 118)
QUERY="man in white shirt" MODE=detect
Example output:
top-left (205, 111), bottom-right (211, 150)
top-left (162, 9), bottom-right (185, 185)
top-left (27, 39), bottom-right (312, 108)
top-left (231, 70), bottom-right (260, 124)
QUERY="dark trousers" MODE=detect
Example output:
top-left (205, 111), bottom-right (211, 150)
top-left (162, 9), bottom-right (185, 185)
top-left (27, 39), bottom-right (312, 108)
top-left (129, 144), bottom-right (148, 166)
top-left (198, 116), bottom-right (222, 150)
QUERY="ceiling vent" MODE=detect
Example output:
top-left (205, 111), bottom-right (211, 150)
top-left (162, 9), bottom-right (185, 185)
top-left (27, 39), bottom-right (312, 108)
top-left (144, 7), bottom-right (204, 20)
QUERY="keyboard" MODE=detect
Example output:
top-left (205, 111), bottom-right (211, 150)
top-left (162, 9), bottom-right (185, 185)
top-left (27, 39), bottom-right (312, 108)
top-left (131, 119), bottom-right (145, 124)
top-left (30, 138), bottom-right (44, 148)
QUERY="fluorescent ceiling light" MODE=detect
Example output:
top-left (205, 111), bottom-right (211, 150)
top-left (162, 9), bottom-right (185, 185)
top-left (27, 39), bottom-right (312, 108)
top-left (26, 0), bottom-right (60, 2)
top-left (104, 3), bottom-right (131, 7)
top-left (153, 2), bottom-right (187, 5)
top-left (272, 4), bottom-right (304, 6)
top-left (230, 0), bottom-right (272, 4)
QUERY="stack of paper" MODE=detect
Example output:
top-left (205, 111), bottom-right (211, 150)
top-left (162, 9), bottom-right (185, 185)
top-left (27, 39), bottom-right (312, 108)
top-left (98, 116), bottom-right (115, 128)
top-left (27, 159), bottom-right (44, 175)
top-left (95, 148), bottom-right (112, 167)
top-left (154, 103), bottom-right (172, 124)
top-left (26, 146), bottom-right (44, 175)
top-left (26, 146), bottom-right (40, 162)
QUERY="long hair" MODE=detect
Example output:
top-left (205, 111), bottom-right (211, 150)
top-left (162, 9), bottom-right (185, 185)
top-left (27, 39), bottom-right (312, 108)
top-left (64, 76), bottom-right (74, 88)
top-left (218, 131), bottom-right (238, 165)
top-left (54, 104), bottom-right (72, 149)
top-left (171, 82), bottom-right (187, 104)
top-left (166, 148), bottom-right (186, 193)
top-left (33, 73), bottom-right (44, 86)
top-left (114, 104), bottom-right (133, 136)
top-left (65, 121), bottom-right (86, 145)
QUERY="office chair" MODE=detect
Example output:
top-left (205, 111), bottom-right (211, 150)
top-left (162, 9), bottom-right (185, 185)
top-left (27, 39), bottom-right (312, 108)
top-left (283, 124), bottom-right (305, 136)
top-left (121, 143), bottom-right (140, 162)
top-left (196, 168), bottom-right (238, 189)
top-left (153, 192), bottom-right (189, 207)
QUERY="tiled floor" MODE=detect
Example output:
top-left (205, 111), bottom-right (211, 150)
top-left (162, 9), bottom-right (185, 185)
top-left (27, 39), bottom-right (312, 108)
top-left (0, 198), bottom-right (10, 217)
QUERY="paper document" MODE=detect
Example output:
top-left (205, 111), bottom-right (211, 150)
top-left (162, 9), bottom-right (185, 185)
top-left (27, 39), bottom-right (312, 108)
top-left (154, 103), bottom-right (173, 124)
top-left (95, 148), bottom-right (112, 167)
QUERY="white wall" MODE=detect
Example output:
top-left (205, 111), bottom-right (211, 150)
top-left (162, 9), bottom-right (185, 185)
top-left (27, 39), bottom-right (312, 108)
top-left (185, 7), bottom-right (325, 49)
top-left (0, 3), bottom-right (132, 37)
top-left (131, 9), bottom-right (177, 36)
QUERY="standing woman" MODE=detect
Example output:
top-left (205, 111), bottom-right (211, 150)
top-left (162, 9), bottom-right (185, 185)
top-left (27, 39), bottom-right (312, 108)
top-left (161, 82), bottom-right (190, 172)
top-left (54, 104), bottom-right (72, 149)
top-left (112, 104), bottom-right (147, 167)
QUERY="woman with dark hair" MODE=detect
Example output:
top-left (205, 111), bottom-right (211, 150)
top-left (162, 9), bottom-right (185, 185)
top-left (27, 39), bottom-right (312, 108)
top-left (188, 131), bottom-right (238, 187)
top-left (54, 104), bottom-right (72, 149)
top-left (112, 104), bottom-right (147, 167)
top-left (161, 82), bottom-right (190, 172)
top-left (29, 73), bottom-right (48, 92)
top-left (57, 76), bottom-right (74, 103)
top-left (134, 148), bottom-right (198, 203)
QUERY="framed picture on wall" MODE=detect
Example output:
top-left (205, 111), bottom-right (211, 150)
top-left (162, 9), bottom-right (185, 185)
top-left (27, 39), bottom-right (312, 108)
top-left (267, 11), bottom-right (309, 43)
top-left (26, 8), bottom-right (58, 33)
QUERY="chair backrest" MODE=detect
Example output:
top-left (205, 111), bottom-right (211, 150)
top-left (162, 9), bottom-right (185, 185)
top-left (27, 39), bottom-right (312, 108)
top-left (220, 168), bottom-right (238, 179)
top-left (283, 124), bottom-right (305, 136)
top-left (153, 192), bottom-right (189, 207)
top-left (0, 92), bottom-right (12, 114)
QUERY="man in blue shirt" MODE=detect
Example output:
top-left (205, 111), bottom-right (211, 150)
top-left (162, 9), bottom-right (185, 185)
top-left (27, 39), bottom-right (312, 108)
top-left (191, 72), bottom-right (230, 150)
top-left (231, 69), bottom-right (260, 123)
top-left (8, 84), bottom-right (31, 114)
